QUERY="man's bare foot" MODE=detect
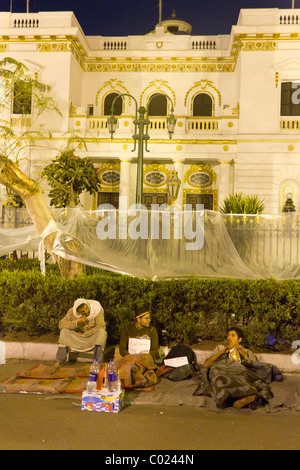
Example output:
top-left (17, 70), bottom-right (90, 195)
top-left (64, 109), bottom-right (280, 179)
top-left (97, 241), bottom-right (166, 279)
top-left (233, 395), bottom-right (257, 409)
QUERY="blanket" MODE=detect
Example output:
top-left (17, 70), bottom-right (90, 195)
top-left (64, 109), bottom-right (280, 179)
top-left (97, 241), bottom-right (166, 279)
top-left (193, 359), bottom-right (283, 409)
top-left (0, 363), bottom-right (91, 394)
top-left (130, 371), bottom-right (300, 412)
top-left (0, 357), bottom-right (160, 394)
top-left (115, 353), bottom-right (159, 391)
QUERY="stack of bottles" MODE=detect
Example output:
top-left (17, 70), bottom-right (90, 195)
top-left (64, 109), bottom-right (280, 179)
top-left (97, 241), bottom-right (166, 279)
top-left (86, 358), bottom-right (121, 393)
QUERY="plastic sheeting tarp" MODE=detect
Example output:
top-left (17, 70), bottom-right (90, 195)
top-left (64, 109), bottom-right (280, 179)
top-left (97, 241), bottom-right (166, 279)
top-left (1, 208), bottom-right (300, 280)
top-left (0, 224), bottom-right (41, 256)
top-left (41, 208), bottom-right (257, 280)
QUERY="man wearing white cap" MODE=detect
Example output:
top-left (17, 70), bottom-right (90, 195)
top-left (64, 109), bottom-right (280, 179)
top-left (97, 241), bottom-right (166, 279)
top-left (119, 305), bottom-right (159, 358)
top-left (56, 298), bottom-right (107, 364)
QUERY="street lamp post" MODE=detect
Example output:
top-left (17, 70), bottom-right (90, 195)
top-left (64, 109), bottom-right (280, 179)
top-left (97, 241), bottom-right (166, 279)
top-left (107, 93), bottom-right (176, 206)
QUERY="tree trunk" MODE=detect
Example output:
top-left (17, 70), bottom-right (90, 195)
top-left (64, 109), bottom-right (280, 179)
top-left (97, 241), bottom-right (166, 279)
top-left (0, 155), bottom-right (85, 278)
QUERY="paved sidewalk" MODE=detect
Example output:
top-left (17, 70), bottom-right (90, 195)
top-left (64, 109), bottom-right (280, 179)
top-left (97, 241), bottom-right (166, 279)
top-left (0, 359), bottom-right (299, 450)
top-left (2, 340), bottom-right (300, 373)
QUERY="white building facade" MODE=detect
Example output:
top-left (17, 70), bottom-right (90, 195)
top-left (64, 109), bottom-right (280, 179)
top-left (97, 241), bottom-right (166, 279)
top-left (1, 7), bottom-right (300, 214)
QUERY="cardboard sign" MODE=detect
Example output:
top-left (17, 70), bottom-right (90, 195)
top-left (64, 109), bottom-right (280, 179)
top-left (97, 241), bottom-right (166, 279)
top-left (164, 356), bottom-right (189, 368)
top-left (128, 337), bottom-right (151, 355)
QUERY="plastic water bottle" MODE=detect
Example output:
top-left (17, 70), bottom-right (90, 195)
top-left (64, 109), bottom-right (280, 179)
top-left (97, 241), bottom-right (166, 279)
top-left (0, 341), bottom-right (6, 365)
top-left (86, 358), bottom-right (100, 392)
top-left (107, 358), bottom-right (117, 392)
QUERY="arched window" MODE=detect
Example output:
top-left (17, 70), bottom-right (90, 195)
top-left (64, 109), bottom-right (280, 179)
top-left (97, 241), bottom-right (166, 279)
top-left (13, 80), bottom-right (32, 114)
top-left (148, 94), bottom-right (168, 116)
top-left (104, 92), bottom-right (123, 116)
top-left (193, 93), bottom-right (213, 117)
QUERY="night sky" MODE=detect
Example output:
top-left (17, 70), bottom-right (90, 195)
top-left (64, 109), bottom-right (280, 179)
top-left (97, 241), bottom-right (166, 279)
top-left (2, 0), bottom-right (297, 36)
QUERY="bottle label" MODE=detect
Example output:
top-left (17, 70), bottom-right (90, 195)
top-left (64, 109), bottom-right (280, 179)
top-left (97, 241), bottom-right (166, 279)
top-left (88, 372), bottom-right (98, 382)
top-left (108, 372), bottom-right (116, 382)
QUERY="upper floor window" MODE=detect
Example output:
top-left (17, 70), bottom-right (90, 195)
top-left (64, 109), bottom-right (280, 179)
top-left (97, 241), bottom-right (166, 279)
top-left (104, 92), bottom-right (123, 116)
top-left (281, 81), bottom-right (300, 116)
top-left (193, 93), bottom-right (213, 117)
top-left (13, 80), bottom-right (32, 114)
top-left (148, 94), bottom-right (167, 116)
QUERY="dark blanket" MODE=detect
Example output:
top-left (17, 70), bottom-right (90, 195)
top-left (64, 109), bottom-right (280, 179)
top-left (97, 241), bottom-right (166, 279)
top-left (193, 358), bottom-right (283, 410)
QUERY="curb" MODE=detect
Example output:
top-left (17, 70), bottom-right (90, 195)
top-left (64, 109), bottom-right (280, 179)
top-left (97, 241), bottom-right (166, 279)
top-left (2, 341), bottom-right (300, 373)
top-left (5, 341), bottom-right (57, 362)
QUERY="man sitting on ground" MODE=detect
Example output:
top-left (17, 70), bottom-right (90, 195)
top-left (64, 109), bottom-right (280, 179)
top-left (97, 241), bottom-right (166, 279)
top-left (119, 306), bottom-right (159, 359)
top-left (116, 306), bottom-right (159, 389)
top-left (56, 298), bottom-right (107, 365)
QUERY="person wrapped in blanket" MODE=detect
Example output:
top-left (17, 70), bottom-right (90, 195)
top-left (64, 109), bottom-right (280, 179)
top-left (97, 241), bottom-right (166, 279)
top-left (203, 327), bottom-right (274, 410)
top-left (116, 306), bottom-right (159, 390)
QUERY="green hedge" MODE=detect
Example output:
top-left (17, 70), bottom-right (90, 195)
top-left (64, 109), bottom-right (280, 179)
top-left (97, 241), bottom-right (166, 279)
top-left (0, 260), bottom-right (299, 348)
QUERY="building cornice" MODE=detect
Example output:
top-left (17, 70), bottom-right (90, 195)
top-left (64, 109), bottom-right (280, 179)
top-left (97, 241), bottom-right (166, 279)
top-left (1, 30), bottom-right (300, 72)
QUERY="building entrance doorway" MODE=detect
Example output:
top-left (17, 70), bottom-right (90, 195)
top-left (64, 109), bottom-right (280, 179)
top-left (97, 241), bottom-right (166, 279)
top-left (98, 192), bottom-right (119, 209)
top-left (186, 193), bottom-right (214, 210)
top-left (143, 193), bottom-right (168, 209)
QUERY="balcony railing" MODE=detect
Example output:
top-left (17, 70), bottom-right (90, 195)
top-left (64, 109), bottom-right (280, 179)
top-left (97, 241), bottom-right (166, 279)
top-left (280, 119), bottom-right (300, 130)
top-left (88, 118), bottom-right (109, 130)
top-left (10, 116), bottom-right (31, 127)
top-left (279, 13), bottom-right (299, 24)
top-left (103, 41), bottom-right (128, 51)
top-left (69, 115), bottom-right (237, 135)
top-left (191, 39), bottom-right (217, 50)
top-left (188, 119), bottom-right (219, 131)
top-left (148, 118), bottom-right (168, 131)
top-left (99, 35), bottom-right (224, 52)
top-left (12, 16), bottom-right (40, 28)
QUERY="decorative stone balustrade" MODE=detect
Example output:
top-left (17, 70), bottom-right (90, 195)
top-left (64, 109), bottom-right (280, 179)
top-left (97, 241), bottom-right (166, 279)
top-left (187, 119), bottom-right (219, 131)
top-left (148, 118), bottom-right (167, 130)
top-left (88, 118), bottom-right (109, 130)
top-left (10, 116), bottom-right (31, 127)
top-left (280, 119), bottom-right (300, 130)
top-left (68, 116), bottom-right (238, 135)
top-left (12, 16), bottom-right (40, 28)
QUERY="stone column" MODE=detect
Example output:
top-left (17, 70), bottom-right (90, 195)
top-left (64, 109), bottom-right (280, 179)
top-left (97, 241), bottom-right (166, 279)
top-left (119, 159), bottom-right (132, 209)
top-left (218, 159), bottom-right (235, 207)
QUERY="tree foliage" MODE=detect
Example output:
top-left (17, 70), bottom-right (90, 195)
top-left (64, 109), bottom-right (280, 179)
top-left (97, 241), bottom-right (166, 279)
top-left (41, 149), bottom-right (101, 208)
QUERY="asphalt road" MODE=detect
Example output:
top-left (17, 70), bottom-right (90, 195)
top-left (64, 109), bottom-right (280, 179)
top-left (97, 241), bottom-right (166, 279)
top-left (0, 360), bottom-right (299, 451)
